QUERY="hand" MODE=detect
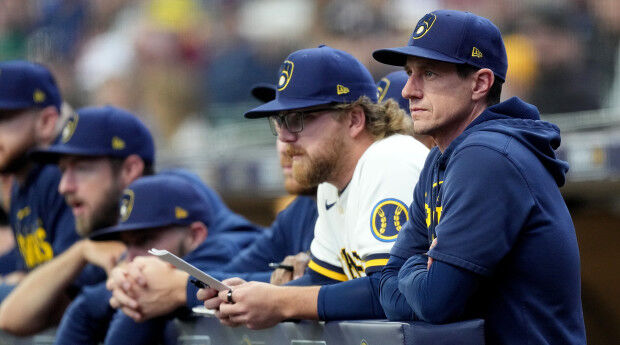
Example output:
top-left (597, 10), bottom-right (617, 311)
top-left (113, 256), bottom-right (189, 322)
top-left (427, 238), bottom-right (438, 269)
top-left (270, 252), bottom-right (310, 285)
top-left (81, 239), bottom-right (126, 274)
top-left (198, 277), bottom-right (246, 313)
top-left (107, 262), bottom-right (144, 318)
top-left (216, 281), bottom-right (287, 329)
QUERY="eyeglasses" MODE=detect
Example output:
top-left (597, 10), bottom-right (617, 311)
top-left (268, 107), bottom-right (334, 136)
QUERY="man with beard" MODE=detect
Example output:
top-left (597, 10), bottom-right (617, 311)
top-left (198, 45), bottom-right (429, 329)
top-left (54, 174), bottom-right (244, 345)
top-left (0, 61), bottom-right (86, 307)
top-left (12, 105), bottom-right (261, 343)
top-left (99, 84), bottom-right (319, 345)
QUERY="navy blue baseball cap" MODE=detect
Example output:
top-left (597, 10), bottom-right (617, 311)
top-left (244, 45), bottom-right (377, 118)
top-left (0, 60), bottom-right (62, 112)
top-left (90, 174), bottom-right (213, 240)
top-left (377, 71), bottom-right (410, 114)
top-left (250, 83), bottom-right (276, 103)
top-left (32, 105), bottom-right (155, 164)
top-left (373, 10), bottom-right (508, 81)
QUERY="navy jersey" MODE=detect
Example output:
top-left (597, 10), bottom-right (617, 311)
top-left (9, 164), bottom-right (106, 290)
top-left (381, 97), bottom-right (586, 344)
top-left (185, 195), bottom-right (317, 307)
top-left (9, 164), bottom-right (79, 271)
top-left (55, 228), bottom-right (241, 345)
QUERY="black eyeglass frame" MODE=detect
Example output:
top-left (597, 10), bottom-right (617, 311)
top-left (268, 107), bottom-right (335, 136)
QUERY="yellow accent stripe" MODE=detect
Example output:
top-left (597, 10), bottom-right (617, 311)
top-left (364, 258), bottom-right (389, 268)
top-left (308, 260), bottom-right (347, 281)
top-left (432, 181), bottom-right (444, 188)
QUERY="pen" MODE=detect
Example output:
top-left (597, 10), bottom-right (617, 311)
top-left (268, 262), bottom-right (294, 271)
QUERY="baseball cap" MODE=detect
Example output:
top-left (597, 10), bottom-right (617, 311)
top-left (90, 174), bottom-right (213, 240)
top-left (31, 105), bottom-right (155, 164)
top-left (377, 71), bottom-right (410, 114)
top-left (0, 60), bottom-right (62, 112)
top-left (244, 45), bottom-right (377, 118)
top-left (373, 10), bottom-right (508, 81)
top-left (250, 83), bottom-right (276, 103)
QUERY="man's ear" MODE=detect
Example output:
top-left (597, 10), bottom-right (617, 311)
top-left (119, 154), bottom-right (145, 188)
top-left (347, 105), bottom-right (366, 138)
top-left (471, 68), bottom-right (494, 103)
top-left (34, 106), bottom-right (59, 146)
top-left (187, 221), bottom-right (207, 251)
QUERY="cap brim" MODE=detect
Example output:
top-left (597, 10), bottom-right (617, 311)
top-left (250, 83), bottom-right (276, 103)
top-left (373, 46), bottom-right (464, 66)
top-left (89, 220), bottom-right (187, 241)
top-left (244, 97), bottom-right (334, 119)
top-left (30, 146), bottom-right (105, 164)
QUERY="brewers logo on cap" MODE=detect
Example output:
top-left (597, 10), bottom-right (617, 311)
top-left (411, 13), bottom-right (436, 39)
top-left (277, 60), bottom-right (294, 91)
top-left (370, 198), bottom-right (409, 242)
top-left (61, 113), bottom-right (79, 143)
top-left (119, 189), bottom-right (135, 222)
top-left (376, 77), bottom-right (391, 102)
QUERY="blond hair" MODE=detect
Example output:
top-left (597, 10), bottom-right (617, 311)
top-left (333, 96), bottom-right (413, 141)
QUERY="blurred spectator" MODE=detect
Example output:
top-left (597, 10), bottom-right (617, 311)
top-left (519, 6), bottom-right (600, 114)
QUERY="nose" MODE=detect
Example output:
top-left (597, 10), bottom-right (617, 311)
top-left (58, 170), bottom-right (76, 195)
top-left (277, 126), bottom-right (297, 143)
top-left (402, 74), bottom-right (423, 101)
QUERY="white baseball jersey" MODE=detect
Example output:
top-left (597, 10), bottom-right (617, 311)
top-left (308, 134), bottom-right (429, 281)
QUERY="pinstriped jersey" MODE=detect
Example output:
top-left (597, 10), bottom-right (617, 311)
top-left (309, 134), bottom-right (428, 281)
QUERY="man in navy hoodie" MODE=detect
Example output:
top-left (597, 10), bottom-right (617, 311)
top-left (373, 10), bottom-right (586, 345)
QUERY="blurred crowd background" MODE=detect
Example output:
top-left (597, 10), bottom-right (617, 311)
top-left (0, 0), bottom-right (619, 344)
top-left (1, 0), bottom-right (618, 148)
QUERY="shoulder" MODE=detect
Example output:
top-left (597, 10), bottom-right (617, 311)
top-left (359, 134), bottom-right (429, 171)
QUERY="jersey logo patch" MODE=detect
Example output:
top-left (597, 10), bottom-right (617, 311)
top-left (411, 13), bottom-right (436, 40)
top-left (370, 198), bottom-right (409, 242)
top-left (277, 60), bottom-right (294, 91)
top-left (61, 113), bottom-right (79, 143)
top-left (120, 189), bottom-right (135, 222)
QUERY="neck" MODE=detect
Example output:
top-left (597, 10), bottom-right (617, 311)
top-left (328, 136), bottom-right (374, 191)
top-left (435, 103), bottom-right (487, 153)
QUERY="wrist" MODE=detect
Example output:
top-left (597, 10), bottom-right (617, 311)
top-left (174, 270), bottom-right (190, 306)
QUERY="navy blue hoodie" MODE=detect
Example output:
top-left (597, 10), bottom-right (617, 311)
top-left (381, 97), bottom-right (586, 345)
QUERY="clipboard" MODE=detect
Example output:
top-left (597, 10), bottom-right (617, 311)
top-left (148, 248), bottom-right (231, 291)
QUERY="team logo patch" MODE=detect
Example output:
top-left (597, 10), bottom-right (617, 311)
top-left (277, 60), bottom-right (294, 91)
top-left (119, 189), bottom-right (135, 222)
top-left (376, 77), bottom-right (390, 102)
top-left (175, 206), bottom-right (188, 219)
top-left (370, 198), bottom-right (409, 242)
top-left (33, 89), bottom-right (46, 103)
top-left (61, 113), bottom-right (79, 143)
top-left (336, 84), bottom-right (350, 95)
top-left (111, 136), bottom-right (126, 150)
top-left (471, 47), bottom-right (483, 58)
top-left (411, 13), bottom-right (436, 39)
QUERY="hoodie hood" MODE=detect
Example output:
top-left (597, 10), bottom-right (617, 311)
top-left (442, 97), bottom-right (569, 187)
